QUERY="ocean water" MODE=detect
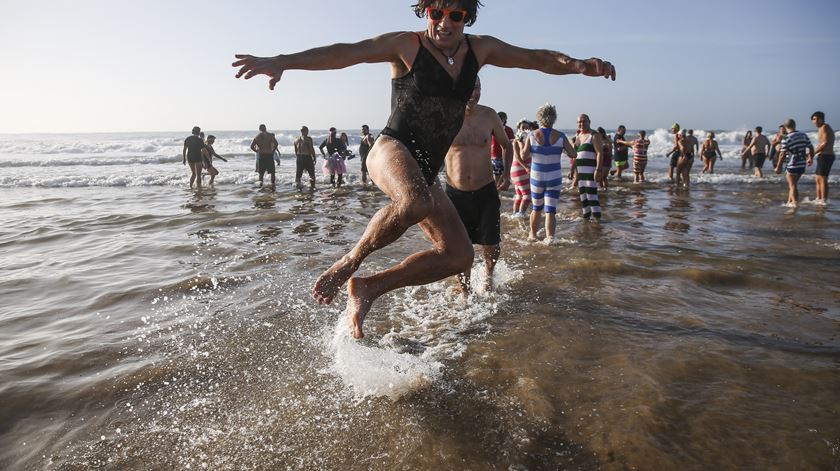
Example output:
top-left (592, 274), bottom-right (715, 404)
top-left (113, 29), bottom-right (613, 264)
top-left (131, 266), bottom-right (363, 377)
top-left (0, 130), bottom-right (838, 470)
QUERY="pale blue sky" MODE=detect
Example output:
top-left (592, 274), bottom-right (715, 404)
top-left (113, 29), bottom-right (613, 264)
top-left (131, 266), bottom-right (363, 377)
top-left (1, 0), bottom-right (838, 133)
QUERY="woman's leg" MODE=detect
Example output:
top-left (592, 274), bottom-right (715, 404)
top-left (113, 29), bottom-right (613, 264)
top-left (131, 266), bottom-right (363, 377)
top-left (313, 137), bottom-right (460, 305)
top-left (343, 180), bottom-right (474, 338)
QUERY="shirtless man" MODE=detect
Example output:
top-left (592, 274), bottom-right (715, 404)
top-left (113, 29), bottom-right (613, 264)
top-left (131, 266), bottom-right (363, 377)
top-left (294, 126), bottom-right (317, 189)
top-left (770, 125), bottom-right (786, 168)
top-left (743, 126), bottom-right (771, 177)
top-left (359, 125), bottom-right (376, 185)
top-left (445, 77), bottom-right (510, 294)
top-left (250, 124), bottom-right (279, 187)
top-left (811, 111), bottom-right (836, 203)
top-left (676, 129), bottom-right (696, 187)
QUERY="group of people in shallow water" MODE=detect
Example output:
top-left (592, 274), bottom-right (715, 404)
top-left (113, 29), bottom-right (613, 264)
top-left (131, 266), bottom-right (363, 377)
top-left (182, 126), bottom-right (228, 189)
top-left (229, 1), bottom-right (834, 340)
top-left (662, 112), bottom-right (835, 207)
top-left (182, 123), bottom-right (379, 190)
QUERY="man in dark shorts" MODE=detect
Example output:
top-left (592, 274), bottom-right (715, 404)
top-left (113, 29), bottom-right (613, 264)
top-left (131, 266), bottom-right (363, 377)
top-left (182, 126), bottom-right (205, 189)
top-left (294, 126), bottom-right (317, 190)
top-left (611, 124), bottom-right (629, 180)
top-left (445, 78), bottom-right (510, 294)
top-left (250, 124), bottom-right (279, 187)
top-left (359, 124), bottom-right (375, 185)
top-left (743, 126), bottom-right (771, 177)
top-left (811, 111), bottom-right (836, 203)
top-left (490, 111), bottom-right (514, 190)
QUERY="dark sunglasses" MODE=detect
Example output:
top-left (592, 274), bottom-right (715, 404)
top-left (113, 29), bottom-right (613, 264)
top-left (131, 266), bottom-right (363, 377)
top-left (427, 7), bottom-right (468, 23)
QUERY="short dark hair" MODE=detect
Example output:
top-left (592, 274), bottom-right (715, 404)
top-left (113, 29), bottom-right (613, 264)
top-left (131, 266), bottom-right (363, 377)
top-left (192, 126), bottom-right (201, 135)
top-left (207, 135), bottom-right (216, 140)
top-left (812, 111), bottom-right (825, 121)
top-left (639, 130), bottom-right (647, 137)
top-left (413, 0), bottom-right (483, 27)
top-left (755, 126), bottom-right (763, 133)
top-left (618, 125), bottom-right (626, 131)
top-left (498, 112), bottom-right (507, 122)
top-left (259, 124), bottom-right (267, 131)
top-left (784, 118), bottom-right (796, 129)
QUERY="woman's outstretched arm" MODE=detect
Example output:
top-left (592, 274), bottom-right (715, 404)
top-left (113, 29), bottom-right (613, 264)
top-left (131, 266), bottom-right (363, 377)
top-left (232, 31), bottom-right (416, 90)
top-left (471, 35), bottom-right (615, 80)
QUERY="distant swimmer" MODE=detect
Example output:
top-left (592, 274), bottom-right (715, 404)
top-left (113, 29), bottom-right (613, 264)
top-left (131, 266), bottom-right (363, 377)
top-left (234, 0), bottom-right (615, 339)
top-left (611, 125), bottom-right (629, 180)
top-left (770, 125), bottom-right (787, 168)
top-left (359, 125), bottom-right (375, 186)
top-left (700, 132), bottom-right (723, 174)
top-left (775, 118), bottom-right (815, 208)
top-left (617, 130), bottom-right (650, 183)
top-left (444, 77), bottom-right (507, 294)
top-left (811, 111), bottom-right (835, 204)
top-left (250, 124), bottom-right (279, 188)
top-left (677, 129), bottom-right (698, 187)
top-left (744, 126), bottom-right (771, 177)
top-left (201, 134), bottom-right (228, 185)
top-left (319, 127), bottom-right (348, 187)
top-left (490, 111), bottom-right (514, 190)
top-left (294, 126), bottom-right (317, 190)
top-left (741, 130), bottom-right (753, 170)
top-left (183, 126), bottom-right (205, 189)
top-left (668, 124), bottom-right (682, 184)
top-left (521, 104), bottom-right (576, 241)
top-left (575, 114), bottom-right (604, 220)
top-left (596, 127), bottom-right (612, 190)
top-left (510, 119), bottom-right (534, 217)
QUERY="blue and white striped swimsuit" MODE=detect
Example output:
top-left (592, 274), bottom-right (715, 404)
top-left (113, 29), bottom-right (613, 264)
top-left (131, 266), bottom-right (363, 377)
top-left (781, 131), bottom-right (813, 175)
top-left (529, 128), bottom-right (565, 214)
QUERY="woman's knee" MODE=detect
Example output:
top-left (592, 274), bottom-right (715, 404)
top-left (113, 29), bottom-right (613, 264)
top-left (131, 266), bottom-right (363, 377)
top-left (396, 187), bottom-right (434, 225)
top-left (446, 243), bottom-right (474, 273)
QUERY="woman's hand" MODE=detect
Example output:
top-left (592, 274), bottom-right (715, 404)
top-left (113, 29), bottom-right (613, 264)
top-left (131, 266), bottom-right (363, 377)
top-left (581, 58), bottom-right (616, 81)
top-left (233, 55), bottom-right (285, 90)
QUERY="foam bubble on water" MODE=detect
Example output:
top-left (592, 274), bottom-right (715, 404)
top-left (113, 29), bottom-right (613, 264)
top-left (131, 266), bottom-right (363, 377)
top-left (328, 314), bottom-right (442, 401)
top-left (327, 260), bottom-right (523, 399)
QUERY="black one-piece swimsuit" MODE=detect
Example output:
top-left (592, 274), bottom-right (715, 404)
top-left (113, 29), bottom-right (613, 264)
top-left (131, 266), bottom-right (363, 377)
top-left (380, 34), bottom-right (480, 186)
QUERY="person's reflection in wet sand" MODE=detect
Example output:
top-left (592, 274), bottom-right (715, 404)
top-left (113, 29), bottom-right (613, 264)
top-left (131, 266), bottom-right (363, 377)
top-left (184, 187), bottom-right (217, 213)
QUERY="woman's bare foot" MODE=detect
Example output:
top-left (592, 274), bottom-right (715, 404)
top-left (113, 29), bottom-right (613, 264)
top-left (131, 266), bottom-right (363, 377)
top-left (347, 277), bottom-right (375, 339)
top-left (313, 256), bottom-right (358, 305)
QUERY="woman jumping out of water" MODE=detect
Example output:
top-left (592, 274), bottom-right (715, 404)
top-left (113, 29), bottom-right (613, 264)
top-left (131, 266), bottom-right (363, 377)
top-left (233, 0), bottom-right (615, 339)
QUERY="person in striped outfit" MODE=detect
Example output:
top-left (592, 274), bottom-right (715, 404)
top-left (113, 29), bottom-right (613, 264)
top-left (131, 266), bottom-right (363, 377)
top-left (510, 119), bottom-right (533, 217)
top-left (574, 114), bottom-right (604, 220)
top-left (775, 118), bottom-right (815, 208)
top-left (521, 104), bottom-right (577, 242)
